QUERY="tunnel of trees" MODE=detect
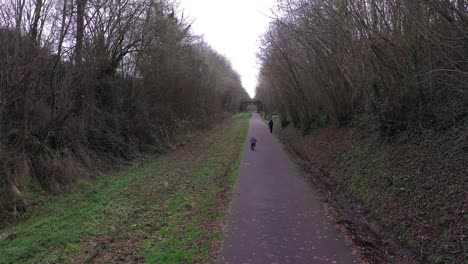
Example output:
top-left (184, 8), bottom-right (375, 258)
top-left (0, 0), bottom-right (248, 217)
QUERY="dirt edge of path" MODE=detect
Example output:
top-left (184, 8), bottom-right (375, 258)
top-left (280, 139), bottom-right (421, 264)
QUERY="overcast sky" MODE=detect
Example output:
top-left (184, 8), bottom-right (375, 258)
top-left (178, 0), bottom-right (276, 98)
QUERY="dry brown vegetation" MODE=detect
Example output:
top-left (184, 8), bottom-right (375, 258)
top-left (257, 0), bottom-right (467, 135)
top-left (279, 125), bottom-right (466, 263)
top-left (256, 1), bottom-right (467, 263)
top-left (0, 0), bottom-right (248, 222)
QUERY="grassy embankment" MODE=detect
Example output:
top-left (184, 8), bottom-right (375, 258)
top-left (278, 120), bottom-right (466, 264)
top-left (0, 113), bottom-right (251, 263)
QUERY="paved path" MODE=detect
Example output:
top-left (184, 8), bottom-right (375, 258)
top-left (220, 113), bottom-right (358, 264)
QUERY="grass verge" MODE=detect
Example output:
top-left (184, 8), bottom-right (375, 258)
top-left (0, 113), bottom-right (250, 263)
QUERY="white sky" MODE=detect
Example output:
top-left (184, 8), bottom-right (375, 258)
top-left (178, 0), bottom-right (276, 98)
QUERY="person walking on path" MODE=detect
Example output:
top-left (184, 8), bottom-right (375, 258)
top-left (268, 119), bottom-right (274, 133)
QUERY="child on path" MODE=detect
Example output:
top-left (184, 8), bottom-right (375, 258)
top-left (250, 136), bottom-right (257, 150)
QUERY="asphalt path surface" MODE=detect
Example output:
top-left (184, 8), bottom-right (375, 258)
top-left (220, 113), bottom-right (358, 264)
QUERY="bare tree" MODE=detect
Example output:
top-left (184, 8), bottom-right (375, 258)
top-left (75, 0), bottom-right (86, 64)
top-left (0, 0), bottom-right (247, 223)
top-left (257, 0), bottom-right (467, 134)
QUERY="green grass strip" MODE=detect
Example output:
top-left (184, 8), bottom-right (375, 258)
top-left (0, 113), bottom-right (250, 263)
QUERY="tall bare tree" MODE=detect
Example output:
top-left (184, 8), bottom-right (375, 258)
top-left (75, 0), bottom-right (86, 64)
top-left (0, 0), bottom-right (247, 222)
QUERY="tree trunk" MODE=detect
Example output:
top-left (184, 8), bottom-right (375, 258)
top-left (15, 0), bottom-right (26, 33)
top-left (30, 0), bottom-right (43, 43)
top-left (75, 0), bottom-right (87, 64)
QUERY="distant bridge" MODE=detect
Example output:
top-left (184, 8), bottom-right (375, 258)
top-left (240, 100), bottom-right (263, 112)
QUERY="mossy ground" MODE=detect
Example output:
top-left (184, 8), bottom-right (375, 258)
top-left (0, 113), bottom-right (251, 263)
